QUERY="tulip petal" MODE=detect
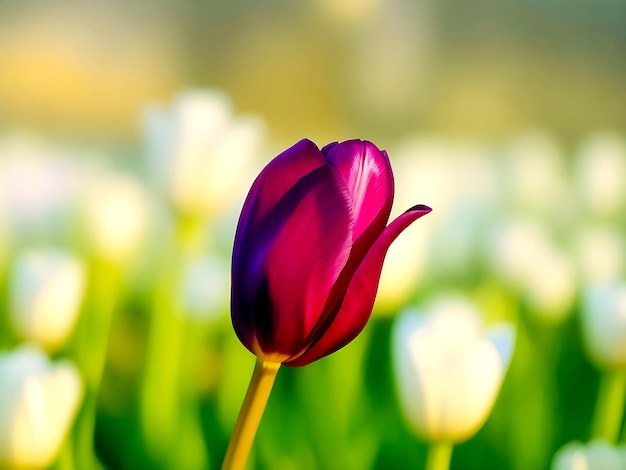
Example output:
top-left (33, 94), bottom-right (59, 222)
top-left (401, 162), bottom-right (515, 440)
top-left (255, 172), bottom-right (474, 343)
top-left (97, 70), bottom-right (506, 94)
top-left (232, 164), bottom-right (354, 360)
top-left (324, 140), bottom-right (394, 245)
top-left (287, 204), bottom-right (432, 366)
top-left (321, 142), bottom-right (338, 156)
top-left (233, 139), bottom-right (325, 253)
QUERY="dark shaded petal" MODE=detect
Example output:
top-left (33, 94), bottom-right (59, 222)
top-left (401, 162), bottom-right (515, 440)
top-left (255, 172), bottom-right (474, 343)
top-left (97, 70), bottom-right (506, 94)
top-left (232, 164), bottom-right (354, 360)
top-left (321, 141), bottom-right (339, 157)
top-left (285, 204), bottom-right (432, 366)
top-left (232, 138), bottom-right (326, 347)
top-left (233, 139), bottom-right (325, 266)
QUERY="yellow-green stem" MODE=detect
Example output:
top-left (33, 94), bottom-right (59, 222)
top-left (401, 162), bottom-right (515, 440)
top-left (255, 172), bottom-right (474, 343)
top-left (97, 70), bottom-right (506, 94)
top-left (139, 217), bottom-right (207, 466)
top-left (53, 432), bottom-right (75, 470)
top-left (425, 442), bottom-right (453, 470)
top-left (73, 259), bottom-right (119, 469)
top-left (222, 359), bottom-right (281, 470)
top-left (592, 368), bottom-right (626, 444)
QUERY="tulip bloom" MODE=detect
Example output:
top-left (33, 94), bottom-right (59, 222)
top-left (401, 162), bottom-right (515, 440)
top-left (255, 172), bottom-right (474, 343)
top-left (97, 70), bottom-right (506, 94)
top-left (582, 283), bottom-right (626, 444)
top-left (582, 282), bottom-right (626, 369)
top-left (144, 90), bottom-right (264, 218)
top-left (9, 249), bottom-right (86, 351)
top-left (231, 138), bottom-right (431, 366)
top-left (83, 173), bottom-right (150, 264)
top-left (0, 345), bottom-right (82, 469)
top-left (552, 440), bottom-right (626, 470)
top-left (392, 297), bottom-right (515, 444)
top-left (224, 139), bottom-right (429, 470)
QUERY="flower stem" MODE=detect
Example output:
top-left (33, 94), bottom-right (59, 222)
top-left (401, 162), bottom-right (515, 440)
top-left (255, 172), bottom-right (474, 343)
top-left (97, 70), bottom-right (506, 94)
top-left (139, 217), bottom-right (207, 467)
top-left (592, 368), bottom-right (626, 444)
top-left (72, 259), bottom-right (119, 469)
top-left (222, 358), bottom-right (281, 470)
top-left (425, 442), bottom-right (453, 470)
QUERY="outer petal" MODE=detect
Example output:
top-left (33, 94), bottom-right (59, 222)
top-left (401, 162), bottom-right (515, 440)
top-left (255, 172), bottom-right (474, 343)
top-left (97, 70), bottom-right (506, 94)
top-left (321, 142), bottom-right (338, 156)
top-left (317, 141), bottom-right (395, 327)
top-left (232, 165), bottom-right (354, 361)
top-left (286, 204), bottom-right (432, 366)
top-left (232, 139), bottom-right (325, 275)
top-left (324, 140), bottom-right (394, 246)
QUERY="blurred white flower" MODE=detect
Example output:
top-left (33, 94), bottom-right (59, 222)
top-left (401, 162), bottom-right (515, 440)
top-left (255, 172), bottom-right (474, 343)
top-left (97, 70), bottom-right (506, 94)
top-left (377, 137), bottom-right (505, 309)
top-left (582, 283), bottom-right (626, 369)
top-left (0, 135), bottom-right (89, 238)
top-left (574, 226), bottom-right (624, 285)
top-left (84, 173), bottom-right (150, 264)
top-left (9, 249), bottom-right (86, 351)
top-left (524, 246), bottom-right (576, 323)
top-left (503, 132), bottom-right (568, 214)
top-left (552, 439), bottom-right (626, 470)
top-left (180, 255), bottom-right (230, 321)
top-left (488, 217), bottom-right (576, 322)
top-left (0, 344), bottom-right (83, 469)
top-left (144, 90), bottom-right (264, 218)
top-left (489, 218), bottom-right (552, 287)
top-left (574, 133), bottom-right (626, 218)
top-left (377, 138), bottom-right (462, 309)
top-left (0, 208), bottom-right (7, 263)
top-left (392, 297), bottom-right (515, 443)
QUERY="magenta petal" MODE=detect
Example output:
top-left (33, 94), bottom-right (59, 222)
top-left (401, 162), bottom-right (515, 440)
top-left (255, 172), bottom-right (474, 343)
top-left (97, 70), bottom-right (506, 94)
top-left (285, 204), bottom-right (432, 366)
top-left (236, 139), bottom-right (325, 240)
top-left (232, 139), bottom-right (325, 303)
top-left (324, 140), bottom-right (394, 244)
top-left (232, 165), bottom-right (354, 360)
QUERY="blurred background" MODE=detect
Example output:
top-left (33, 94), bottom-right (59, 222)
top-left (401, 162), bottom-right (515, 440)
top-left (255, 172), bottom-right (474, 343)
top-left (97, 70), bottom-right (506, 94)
top-left (0, 0), bottom-right (625, 469)
top-left (1, 0), bottom-right (626, 143)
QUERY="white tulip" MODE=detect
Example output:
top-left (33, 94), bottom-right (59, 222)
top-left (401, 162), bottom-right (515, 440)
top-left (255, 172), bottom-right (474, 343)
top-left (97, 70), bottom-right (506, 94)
top-left (524, 243), bottom-right (576, 324)
top-left (488, 217), bottom-right (576, 323)
top-left (503, 132), bottom-right (568, 213)
top-left (392, 297), bottom-right (515, 443)
top-left (489, 218), bottom-right (552, 287)
top-left (574, 226), bottom-right (624, 285)
top-left (0, 344), bottom-right (82, 469)
top-left (83, 173), bottom-right (150, 263)
top-left (144, 90), bottom-right (264, 218)
top-left (582, 283), bottom-right (626, 369)
top-left (0, 135), bottom-right (89, 238)
top-left (9, 249), bottom-right (86, 351)
top-left (552, 439), bottom-right (626, 470)
top-left (573, 133), bottom-right (626, 218)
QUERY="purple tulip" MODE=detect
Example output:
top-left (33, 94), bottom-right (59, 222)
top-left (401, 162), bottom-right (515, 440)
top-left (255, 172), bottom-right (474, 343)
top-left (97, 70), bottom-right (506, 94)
top-left (231, 139), bottom-right (431, 366)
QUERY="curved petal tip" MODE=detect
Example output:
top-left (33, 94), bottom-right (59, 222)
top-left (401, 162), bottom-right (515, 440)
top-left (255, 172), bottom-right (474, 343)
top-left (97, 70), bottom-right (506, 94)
top-left (406, 204), bottom-right (432, 215)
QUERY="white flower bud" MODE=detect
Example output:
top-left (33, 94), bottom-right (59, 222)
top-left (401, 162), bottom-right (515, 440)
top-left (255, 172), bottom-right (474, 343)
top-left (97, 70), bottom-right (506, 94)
top-left (582, 283), bottom-right (626, 369)
top-left (574, 133), bottom-right (626, 217)
top-left (504, 133), bottom-right (567, 213)
top-left (0, 345), bottom-right (83, 469)
top-left (489, 218), bottom-right (552, 287)
top-left (84, 174), bottom-right (149, 263)
top-left (574, 226), bottom-right (624, 285)
top-left (552, 440), bottom-right (626, 470)
top-left (9, 249), bottom-right (86, 351)
top-left (392, 296), bottom-right (515, 443)
top-left (524, 244), bottom-right (576, 324)
top-left (144, 90), bottom-right (264, 218)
